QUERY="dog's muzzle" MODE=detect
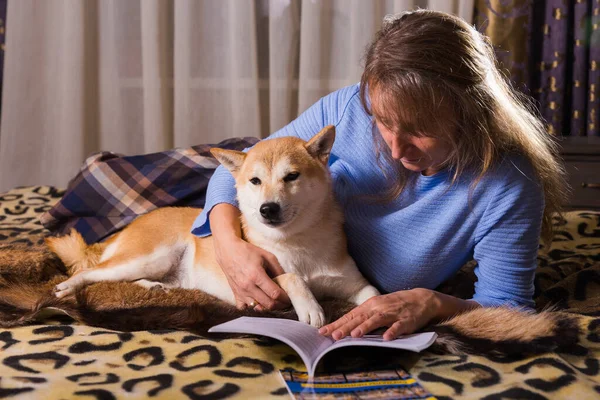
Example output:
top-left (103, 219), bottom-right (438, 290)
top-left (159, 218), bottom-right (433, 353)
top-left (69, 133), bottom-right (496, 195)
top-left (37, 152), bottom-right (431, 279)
top-left (259, 202), bottom-right (282, 224)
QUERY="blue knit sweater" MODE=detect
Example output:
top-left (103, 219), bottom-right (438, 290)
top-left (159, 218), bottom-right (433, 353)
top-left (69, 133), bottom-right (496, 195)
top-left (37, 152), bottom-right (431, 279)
top-left (191, 84), bottom-right (544, 308)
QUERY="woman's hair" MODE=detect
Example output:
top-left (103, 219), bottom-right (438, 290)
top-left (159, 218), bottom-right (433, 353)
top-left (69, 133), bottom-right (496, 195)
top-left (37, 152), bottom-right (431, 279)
top-left (359, 9), bottom-right (567, 243)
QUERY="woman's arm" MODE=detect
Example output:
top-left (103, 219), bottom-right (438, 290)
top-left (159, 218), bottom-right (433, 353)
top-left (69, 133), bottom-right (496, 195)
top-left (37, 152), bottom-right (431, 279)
top-left (470, 158), bottom-right (544, 308)
top-left (430, 290), bottom-right (482, 322)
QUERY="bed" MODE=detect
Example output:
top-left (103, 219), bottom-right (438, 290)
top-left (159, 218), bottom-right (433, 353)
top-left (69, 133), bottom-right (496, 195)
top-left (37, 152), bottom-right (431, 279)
top-left (1, 185), bottom-right (599, 399)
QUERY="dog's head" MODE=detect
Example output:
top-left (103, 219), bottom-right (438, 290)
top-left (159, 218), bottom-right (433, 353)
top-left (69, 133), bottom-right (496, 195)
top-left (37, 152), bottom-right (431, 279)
top-left (210, 126), bottom-right (335, 237)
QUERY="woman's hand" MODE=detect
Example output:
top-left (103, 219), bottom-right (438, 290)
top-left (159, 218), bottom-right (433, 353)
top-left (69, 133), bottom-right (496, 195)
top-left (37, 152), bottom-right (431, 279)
top-left (210, 203), bottom-right (290, 311)
top-left (319, 288), bottom-right (481, 340)
top-left (319, 289), bottom-right (440, 341)
top-left (214, 236), bottom-right (290, 310)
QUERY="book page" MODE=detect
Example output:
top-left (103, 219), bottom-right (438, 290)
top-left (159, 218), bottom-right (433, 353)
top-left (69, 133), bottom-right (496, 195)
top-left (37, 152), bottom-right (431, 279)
top-left (208, 317), bottom-right (334, 373)
top-left (331, 332), bottom-right (437, 351)
top-left (310, 332), bottom-right (437, 376)
top-left (210, 317), bottom-right (438, 378)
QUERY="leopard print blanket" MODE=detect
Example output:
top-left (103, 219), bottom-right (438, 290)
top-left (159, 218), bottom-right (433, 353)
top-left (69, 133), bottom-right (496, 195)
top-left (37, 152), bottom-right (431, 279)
top-left (1, 186), bottom-right (600, 399)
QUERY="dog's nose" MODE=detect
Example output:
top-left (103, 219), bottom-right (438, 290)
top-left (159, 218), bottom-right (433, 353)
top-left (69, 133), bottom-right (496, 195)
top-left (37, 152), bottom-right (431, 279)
top-left (260, 203), bottom-right (281, 220)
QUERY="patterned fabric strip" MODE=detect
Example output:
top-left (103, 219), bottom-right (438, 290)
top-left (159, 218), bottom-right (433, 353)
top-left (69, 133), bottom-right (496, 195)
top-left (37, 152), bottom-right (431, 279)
top-left (40, 137), bottom-right (259, 244)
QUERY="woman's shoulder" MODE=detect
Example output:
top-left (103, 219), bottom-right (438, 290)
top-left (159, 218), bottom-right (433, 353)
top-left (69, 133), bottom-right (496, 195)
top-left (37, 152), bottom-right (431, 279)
top-left (320, 84), bottom-right (365, 125)
top-left (475, 152), bottom-right (543, 206)
top-left (322, 83), bottom-right (360, 106)
top-left (491, 153), bottom-right (539, 187)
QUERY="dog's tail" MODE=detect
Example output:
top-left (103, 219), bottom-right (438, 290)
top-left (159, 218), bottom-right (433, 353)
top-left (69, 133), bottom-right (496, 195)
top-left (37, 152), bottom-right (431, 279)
top-left (430, 307), bottom-right (581, 359)
top-left (45, 229), bottom-right (106, 276)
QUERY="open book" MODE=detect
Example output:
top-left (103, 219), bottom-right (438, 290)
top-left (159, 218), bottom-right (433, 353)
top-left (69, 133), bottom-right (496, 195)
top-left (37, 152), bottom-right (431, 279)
top-left (208, 317), bottom-right (437, 378)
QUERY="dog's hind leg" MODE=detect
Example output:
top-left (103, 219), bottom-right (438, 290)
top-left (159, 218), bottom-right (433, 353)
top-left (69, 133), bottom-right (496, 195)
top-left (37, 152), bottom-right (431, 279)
top-left (134, 279), bottom-right (169, 292)
top-left (54, 246), bottom-right (184, 298)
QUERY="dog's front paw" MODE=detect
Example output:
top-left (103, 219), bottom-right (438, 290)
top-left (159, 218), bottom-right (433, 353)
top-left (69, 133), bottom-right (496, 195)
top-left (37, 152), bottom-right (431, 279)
top-left (295, 300), bottom-right (326, 328)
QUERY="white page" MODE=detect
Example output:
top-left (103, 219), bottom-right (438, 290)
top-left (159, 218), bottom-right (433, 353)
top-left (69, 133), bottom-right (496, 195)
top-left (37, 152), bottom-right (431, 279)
top-left (208, 317), bottom-right (334, 373)
top-left (310, 331), bottom-right (437, 376)
top-left (210, 317), bottom-right (438, 378)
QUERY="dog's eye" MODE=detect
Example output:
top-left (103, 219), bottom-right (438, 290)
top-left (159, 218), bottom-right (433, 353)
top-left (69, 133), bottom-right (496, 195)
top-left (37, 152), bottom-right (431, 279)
top-left (284, 172), bottom-right (300, 182)
top-left (249, 177), bottom-right (261, 185)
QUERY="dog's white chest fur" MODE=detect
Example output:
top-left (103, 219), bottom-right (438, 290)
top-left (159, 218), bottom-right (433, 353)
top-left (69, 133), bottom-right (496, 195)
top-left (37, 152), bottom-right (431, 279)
top-left (259, 236), bottom-right (337, 279)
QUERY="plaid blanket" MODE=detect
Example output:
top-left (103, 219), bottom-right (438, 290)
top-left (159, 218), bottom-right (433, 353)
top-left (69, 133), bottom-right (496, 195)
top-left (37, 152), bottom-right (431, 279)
top-left (40, 137), bottom-right (259, 243)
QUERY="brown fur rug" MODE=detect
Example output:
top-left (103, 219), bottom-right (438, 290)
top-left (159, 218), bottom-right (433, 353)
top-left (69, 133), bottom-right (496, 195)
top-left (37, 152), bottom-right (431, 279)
top-left (0, 243), bottom-right (584, 359)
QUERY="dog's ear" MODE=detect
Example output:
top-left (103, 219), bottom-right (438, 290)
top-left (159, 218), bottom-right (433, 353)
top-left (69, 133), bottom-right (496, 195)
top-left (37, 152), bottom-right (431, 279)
top-left (210, 148), bottom-right (247, 175)
top-left (305, 125), bottom-right (336, 165)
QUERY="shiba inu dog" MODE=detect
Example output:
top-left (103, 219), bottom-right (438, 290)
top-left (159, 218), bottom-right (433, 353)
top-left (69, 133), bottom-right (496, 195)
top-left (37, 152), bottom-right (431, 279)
top-left (46, 126), bottom-right (381, 328)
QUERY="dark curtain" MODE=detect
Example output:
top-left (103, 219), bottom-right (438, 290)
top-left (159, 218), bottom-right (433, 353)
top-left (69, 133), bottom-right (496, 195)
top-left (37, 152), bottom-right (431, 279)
top-left (0, 0), bottom-right (6, 117)
top-left (475, 0), bottom-right (599, 137)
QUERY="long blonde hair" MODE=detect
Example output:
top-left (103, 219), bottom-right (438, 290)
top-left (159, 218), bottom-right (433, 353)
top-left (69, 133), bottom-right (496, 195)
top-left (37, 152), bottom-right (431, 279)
top-left (359, 10), bottom-right (568, 242)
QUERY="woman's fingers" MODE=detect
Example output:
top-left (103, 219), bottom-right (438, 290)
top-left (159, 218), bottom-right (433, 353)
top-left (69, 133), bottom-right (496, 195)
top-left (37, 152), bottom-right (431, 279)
top-left (383, 320), bottom-right (414, 340)
top-left (237, 250), bottom-right (289, 310)
top-left (383, 321), bottom-right (404, 340)
top-left (255, 273), bottom-right (290, 306)
top-left (230, 266), bottom-right (280, 310)
top-left (319, 312), bottom-right (353, 335)
top-left (319, 311), bottom-right (369, 340)
top-left (262, 253), bottom-right (286, 277)
top-left (332, 317), bottom-right (365, 340)
top-left (235, 298), bottom-right (247, 310)
top-left (350, 316), bottom-right (388, 338)
top-left (245, 284), bottom-right (277, 310)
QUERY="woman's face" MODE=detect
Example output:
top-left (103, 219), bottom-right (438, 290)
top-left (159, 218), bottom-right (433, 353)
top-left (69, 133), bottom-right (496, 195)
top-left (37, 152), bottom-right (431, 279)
top-left (375, 119), bottom-right (452, 176)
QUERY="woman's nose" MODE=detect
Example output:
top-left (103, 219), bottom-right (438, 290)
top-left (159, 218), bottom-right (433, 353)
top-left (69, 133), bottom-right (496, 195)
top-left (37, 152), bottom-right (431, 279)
top-left (390, 136), bottom-right (407, 160)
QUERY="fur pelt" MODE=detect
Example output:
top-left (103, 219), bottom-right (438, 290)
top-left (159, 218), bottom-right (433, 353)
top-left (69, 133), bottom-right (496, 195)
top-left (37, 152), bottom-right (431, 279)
top-left (0, 243), bottom-right (66, 284)
top-left (0, 244), bottom-right (582, 358)
top-left (0, 276), bottom-right (353, 334)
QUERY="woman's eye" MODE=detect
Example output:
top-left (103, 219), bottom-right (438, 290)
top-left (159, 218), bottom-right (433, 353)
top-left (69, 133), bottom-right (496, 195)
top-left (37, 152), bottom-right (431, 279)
top-left (284, 172), bottom-right (300, 182)
top-left (250, 177), bottom-right (261, 185)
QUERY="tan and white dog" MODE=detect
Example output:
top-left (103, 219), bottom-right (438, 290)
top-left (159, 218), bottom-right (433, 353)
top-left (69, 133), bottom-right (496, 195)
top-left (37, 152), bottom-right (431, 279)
top-left (46, 126), bottom-right (380, 328)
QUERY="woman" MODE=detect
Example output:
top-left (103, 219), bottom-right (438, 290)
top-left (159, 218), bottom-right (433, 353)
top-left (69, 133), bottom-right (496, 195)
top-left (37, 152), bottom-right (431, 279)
top-left (191, 10), bottom-right (567, 341)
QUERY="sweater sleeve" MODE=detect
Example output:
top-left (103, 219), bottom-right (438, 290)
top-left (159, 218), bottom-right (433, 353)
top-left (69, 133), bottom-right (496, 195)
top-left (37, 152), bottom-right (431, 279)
top-left (470, 158), bottom-right (545, 308)
top-left (191, 84), bottom-right (360, 237)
